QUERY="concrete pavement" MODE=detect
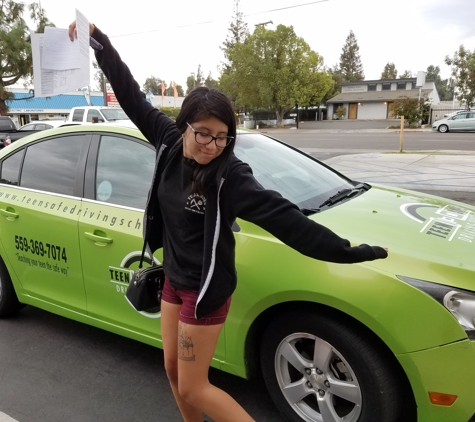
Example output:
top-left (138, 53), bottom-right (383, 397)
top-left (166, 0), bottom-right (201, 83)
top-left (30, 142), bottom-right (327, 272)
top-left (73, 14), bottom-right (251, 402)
top-left (321, 150), bottom-right (475, 192)
top-left (256, 123), bottom-right (475, 193)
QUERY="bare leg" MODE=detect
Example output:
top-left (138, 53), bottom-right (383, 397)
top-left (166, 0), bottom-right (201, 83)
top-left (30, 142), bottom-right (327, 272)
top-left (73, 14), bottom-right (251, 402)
top-left (161, 300), bottom-right (204, 422)
top-left (177, 322), bottom-right (255, 422)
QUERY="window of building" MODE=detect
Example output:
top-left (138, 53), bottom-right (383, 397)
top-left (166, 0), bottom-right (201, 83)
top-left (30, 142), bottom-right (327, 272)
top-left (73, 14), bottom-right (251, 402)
top-left (382, 83), bottom-right (391, 91)
top-left (367, 84), bottom-right (376, 91)
top-left (20, 135), bottom-right (87, 195)
top-left (412, 82), bottom-right (417, 89)
top-left (397, 82), bottom-right (406, 90)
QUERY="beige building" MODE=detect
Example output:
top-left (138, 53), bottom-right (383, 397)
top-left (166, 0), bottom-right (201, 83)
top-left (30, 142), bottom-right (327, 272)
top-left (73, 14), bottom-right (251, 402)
top-left (326, 78), bottom-right (440, 120)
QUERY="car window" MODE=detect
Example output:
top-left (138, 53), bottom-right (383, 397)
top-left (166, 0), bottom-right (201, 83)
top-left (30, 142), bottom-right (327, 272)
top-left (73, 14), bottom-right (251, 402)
top-left (234, 133), bottom-right (353, 209)
top-left (20, 124), bottom-right (35, 131)
top-left (72, 109), bottom-right (84, 122)
top-left (36, 124), bottom-right (50, 130)
top-left (96, 135), bottom-right (155, 209)
top-left (0, 149), bottom-right (25, 186)
top-left (87, 109), bottom-right (104, 122)
top-left (101, 108), bottom-right (130, 121)
top-left (20, 135), bottom-right (86, 195)
top-left (453, 114), bottom-right (468, 120)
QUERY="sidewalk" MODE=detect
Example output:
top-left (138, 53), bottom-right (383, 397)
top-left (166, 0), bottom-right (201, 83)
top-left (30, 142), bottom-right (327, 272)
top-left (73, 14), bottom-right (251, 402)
top-left (321, 151), bottom-right (475, 192)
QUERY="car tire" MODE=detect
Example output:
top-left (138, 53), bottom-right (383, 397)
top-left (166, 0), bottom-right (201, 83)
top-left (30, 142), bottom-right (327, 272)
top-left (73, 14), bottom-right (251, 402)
top-left (0, 257), bottom-right (24, 317)
top-left (438, 124), bottom-right (449, 133)
top-left (260, 311), bottom-right (414, 422)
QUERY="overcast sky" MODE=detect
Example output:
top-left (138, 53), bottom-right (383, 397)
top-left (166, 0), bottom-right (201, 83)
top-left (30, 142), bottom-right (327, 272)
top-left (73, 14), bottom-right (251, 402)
top-left (31, 0), bottom-right (475, 91)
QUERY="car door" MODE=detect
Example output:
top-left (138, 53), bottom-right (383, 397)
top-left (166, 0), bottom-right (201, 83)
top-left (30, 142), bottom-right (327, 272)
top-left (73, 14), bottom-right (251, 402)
top-left (0, 133), bottom-right (90, 311)
top-left (449, 113), bottom-right (469, 130)
top-left (466, 112), bottom-right (475, 130)
top-left (79, 132), bottom-right (162, 338)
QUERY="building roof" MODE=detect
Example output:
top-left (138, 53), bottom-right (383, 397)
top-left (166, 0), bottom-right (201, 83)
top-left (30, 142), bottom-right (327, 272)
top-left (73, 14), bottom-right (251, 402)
top-left (326, 89), bottom-right (432, 103)
top-left (6, 92), bottom-right (105, 111)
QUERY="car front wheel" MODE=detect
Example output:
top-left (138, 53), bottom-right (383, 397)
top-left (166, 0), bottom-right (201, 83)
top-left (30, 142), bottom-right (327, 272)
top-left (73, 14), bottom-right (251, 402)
top-left (260, 311), bottom-right (415, 422)
top-left (0, 258), bottom-right (24, 317)
top-left (438, 124), bottom-right (449, 133)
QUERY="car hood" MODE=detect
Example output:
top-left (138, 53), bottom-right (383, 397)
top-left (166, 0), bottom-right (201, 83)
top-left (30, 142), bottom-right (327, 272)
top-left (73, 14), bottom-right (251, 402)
top-left (312, 184), bottom-right (475, 291)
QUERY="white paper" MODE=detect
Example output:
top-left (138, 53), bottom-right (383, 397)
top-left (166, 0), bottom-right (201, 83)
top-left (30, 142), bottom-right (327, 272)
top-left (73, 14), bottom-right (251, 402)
top-left (42, 27), bottom-right (80, 70)
top-left (32, 9), bottom-right (91, 97)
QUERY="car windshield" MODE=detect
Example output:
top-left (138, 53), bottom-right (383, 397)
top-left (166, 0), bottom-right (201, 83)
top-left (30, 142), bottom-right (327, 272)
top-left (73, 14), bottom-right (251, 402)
top-left (101, 108), bottom-right (130, 121)
top-left (234, 132), bottom-right (356, 211)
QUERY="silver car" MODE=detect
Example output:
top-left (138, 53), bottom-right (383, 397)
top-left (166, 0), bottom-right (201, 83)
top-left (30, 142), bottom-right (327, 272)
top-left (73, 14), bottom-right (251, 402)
top-left (432, 111), bottom-right (475, 133)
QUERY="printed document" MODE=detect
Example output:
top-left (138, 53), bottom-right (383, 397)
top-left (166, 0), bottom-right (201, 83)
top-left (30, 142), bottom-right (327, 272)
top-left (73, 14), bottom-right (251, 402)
top-left (32, 9), bottom-right (91, 97)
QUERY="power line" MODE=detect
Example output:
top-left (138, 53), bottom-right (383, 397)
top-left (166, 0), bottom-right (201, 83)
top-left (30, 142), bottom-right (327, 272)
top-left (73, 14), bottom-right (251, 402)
top-left (111, 0), bottom-right (330, 39)
top-left (244, 0), bottom-right (330, 17)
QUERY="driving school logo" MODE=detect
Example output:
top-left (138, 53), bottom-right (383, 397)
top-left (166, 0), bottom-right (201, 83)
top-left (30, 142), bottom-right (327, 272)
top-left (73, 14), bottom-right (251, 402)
top-left (400, 203), bottom-right (475, 243)
top-left (109, 251), bottom-right (162, 318)
top-left (185, 193), bottom-right (206, 214)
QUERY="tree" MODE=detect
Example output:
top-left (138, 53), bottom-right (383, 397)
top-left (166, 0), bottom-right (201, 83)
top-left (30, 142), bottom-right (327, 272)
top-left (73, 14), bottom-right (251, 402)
top-left (322, 63), bottom-right (343, 103)
top-left (426, 65), bottom-right (454, 101)
top-left (0, 1), bottom-right (54, 115)
top-left (143, 76), bottom-right (164, 95)
top-left (399, 70), bottom-right (413, 78)
top-left (186, 65), bottom-right (206, 94)
top-left (164, 81), bottom-right (184, 97)
top-left (339, 30), bottom-right (364, 82)
top-left (204, 72), bottom-right (219, 90)
top-left (380, 62), bottom-right (397, 79)
top-left (445, 45), bottom-right (475, 108)
top-left (93, 60), bottom-right (108, 91)
top-left (220, 24), bottom-right (333, 126)
top-left (392, 95), bottom-right (431, 125)
top-left (220, 0), bottom-right (249, 74)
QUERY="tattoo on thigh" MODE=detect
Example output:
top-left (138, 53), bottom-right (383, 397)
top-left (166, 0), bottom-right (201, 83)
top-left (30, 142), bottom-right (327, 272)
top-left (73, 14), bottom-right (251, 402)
top-left (178, 322), bottom-right (195, 361)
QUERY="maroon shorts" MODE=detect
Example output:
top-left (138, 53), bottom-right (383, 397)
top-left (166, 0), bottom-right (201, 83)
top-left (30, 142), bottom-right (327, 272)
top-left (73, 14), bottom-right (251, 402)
top-left (161, 277), bottom-right (232, 326)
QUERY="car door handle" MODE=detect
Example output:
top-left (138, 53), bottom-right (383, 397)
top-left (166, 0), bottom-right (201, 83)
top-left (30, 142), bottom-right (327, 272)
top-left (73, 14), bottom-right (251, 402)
top-left (0, 208), bottom-right (19, 220)
top-left (84, 231), bottom-right (113, 245)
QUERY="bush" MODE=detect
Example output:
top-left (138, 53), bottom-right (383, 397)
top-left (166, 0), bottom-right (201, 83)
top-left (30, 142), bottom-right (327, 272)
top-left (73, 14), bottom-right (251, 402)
top-left (159, 107), bottom-right (180, 120)
top-left (335, 106), bottom-right (347, 119)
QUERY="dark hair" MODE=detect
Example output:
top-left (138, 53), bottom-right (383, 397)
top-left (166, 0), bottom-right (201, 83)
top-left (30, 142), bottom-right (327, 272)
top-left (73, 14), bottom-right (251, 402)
top-left (176, 87), bottom-right (236, 195)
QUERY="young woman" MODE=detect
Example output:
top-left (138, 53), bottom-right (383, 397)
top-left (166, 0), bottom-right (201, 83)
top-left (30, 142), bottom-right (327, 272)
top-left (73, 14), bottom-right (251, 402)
top-left (69, 22), bottom-right (388, 422)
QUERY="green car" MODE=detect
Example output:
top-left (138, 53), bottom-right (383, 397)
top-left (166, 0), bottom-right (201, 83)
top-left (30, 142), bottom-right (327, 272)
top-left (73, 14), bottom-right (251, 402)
top-left (0, 124), bottom-right (474, 422)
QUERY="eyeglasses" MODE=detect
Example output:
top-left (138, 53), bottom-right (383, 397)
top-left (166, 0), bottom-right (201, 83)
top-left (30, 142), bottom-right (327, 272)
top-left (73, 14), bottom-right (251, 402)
top-left (186, 122), bottom-right (234, 148)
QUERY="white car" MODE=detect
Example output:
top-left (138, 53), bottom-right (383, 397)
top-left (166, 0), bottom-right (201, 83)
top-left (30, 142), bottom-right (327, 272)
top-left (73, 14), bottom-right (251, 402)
top-left (432, 111), bottom-right (475, 133)
top-left (443, 109), bottom-right (470, 118)
top-left (18, 120), bottom-right (77, 131)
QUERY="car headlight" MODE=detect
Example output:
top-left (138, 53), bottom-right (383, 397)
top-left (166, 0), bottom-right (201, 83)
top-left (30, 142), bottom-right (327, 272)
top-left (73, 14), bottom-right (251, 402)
top-left (397, 275), bottom-right (475, 340)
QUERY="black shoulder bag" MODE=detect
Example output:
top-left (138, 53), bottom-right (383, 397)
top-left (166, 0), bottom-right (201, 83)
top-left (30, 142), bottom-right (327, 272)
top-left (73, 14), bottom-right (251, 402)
top-left (126, 240), bottom-right (165, 312)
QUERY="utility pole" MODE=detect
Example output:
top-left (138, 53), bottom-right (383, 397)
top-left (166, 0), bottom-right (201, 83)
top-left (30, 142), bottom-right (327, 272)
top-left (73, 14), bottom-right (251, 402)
top-left (255, 21), bottom-right (273, 27)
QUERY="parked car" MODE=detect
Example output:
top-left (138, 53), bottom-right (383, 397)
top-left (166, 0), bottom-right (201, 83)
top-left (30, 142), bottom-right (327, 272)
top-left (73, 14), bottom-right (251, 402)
top-left (443, 109), bottom-right (468, 118)
top-left (0, 124), bottom-right (474, 422)
top-left (1, 119), bottom-right (81, 148)
top-left (432, 111), bottom-right (475, 132)
top-left (18, 120), bottom-right (69, 131)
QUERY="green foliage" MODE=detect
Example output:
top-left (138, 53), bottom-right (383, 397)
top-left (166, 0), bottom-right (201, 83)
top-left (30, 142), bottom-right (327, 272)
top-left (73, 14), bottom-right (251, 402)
top-left (381, 62), bottom-right (397, 79)
top-left (221, 0), bottom-right (249, 74)
top-left (0, 1), bottom-right (53, 115)
top-left (399, 70), bottom-right (413, 78)
top-left (164, 81), bottom-right (184, 97)
top-left (335, 106), bottom-right (347, 119)
top-left (339, 30), bottom-right (364, 82)
top-left (392, 96), bottom-right (431, 125)
top-left (143, 75), bottom-right (164, 95)
top-left (204, 72), bottom-right (219, 90)
top-left (159, 106), bottom-right (180, 120)
top-left (322, 63), bottom-right (342, 103)
top-left (220, 24), bottom-right (333, 125)
top-left (93, 60), bottom-right (108, 91)
top-left (426, 65), bottom-right (454, 101)
top-left (445, 45), bottom-right (475, 107)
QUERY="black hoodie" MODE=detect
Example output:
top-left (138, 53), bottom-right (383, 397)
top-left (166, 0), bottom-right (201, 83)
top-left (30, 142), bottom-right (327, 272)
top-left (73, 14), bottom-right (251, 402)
top-left (92, 27), bottom-right (387, 319)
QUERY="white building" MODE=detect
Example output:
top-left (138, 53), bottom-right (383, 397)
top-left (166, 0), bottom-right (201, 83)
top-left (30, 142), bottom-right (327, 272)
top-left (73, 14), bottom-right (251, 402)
top-left (326, 78), bottom-right (440, 120)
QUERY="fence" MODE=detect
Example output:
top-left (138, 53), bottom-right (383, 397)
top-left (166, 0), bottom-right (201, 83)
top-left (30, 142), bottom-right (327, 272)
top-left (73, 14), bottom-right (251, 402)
top-left (430, 108), bottom-right (466, 124)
